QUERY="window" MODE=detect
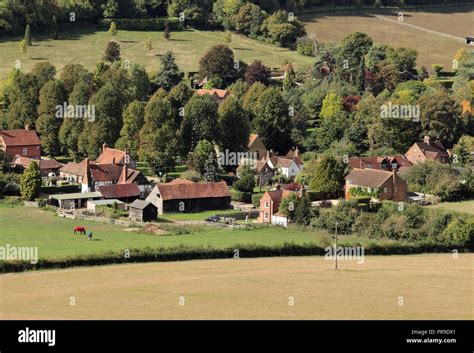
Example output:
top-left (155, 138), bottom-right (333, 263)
top-left (348, 179), bottom-right (352, 185)
top-left (264, 201), bottom-right (269, 208)
top-left (22, 147), bottom-right (27, 155)
top-left (264, 213), bottom-right (269, 220)
top-left (384, 187), bottom-right (387, 193)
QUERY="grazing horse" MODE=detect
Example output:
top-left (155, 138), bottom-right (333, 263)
top-left (73, 226), bottom-right (86, 235)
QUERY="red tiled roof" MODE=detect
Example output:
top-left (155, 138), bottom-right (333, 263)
top-left (96, 147), bottom-right (127, 165)
top-left (14, 156), bottom-right (62, 170)
top-left (345, 168), bottom-right (394, 188)
top-left (248, 134), bottom-right (258, 146)
top-left (155, 181), bottom-right (230, 201)
top-left (60, 160), bottom-right (87, 176)
top-left (196, 89), bottom-right (228, 99)
top-left (0, 130), bottom-right (41, 146)
top-left (266, 189), bottom-right (293, 203)
top-left (97, 184), bottom-right (140, 199)
top-left (90, 164), bottom-right (137, 183)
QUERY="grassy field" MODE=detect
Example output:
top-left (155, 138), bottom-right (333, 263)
top-left (0, 254), bottom-right (471, 319)
top-left (0, 28), bottom-right (313, 79)
top-left (0, 203), bottom-right (346, 260)
top-left (428, 200), bottom-right (474, 215)
top-left (300, 6), bottom-right (473, 70)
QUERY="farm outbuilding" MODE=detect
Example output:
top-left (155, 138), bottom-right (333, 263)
top-left (128, 200), bottom-right (157, 222)
top-left (86, 199), bottom-right (125, 213)
top-left (49, 192), bottom-right (103, 209)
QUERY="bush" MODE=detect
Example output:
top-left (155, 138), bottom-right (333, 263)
top-left (231, 190), bottom-right (252, 203)
top-left (296, 36), bottom-right (316, 56)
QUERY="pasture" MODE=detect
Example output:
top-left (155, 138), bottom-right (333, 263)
top-left (300, 6), bottom-right (473, 70)
top-left (0, 28), bottom-right (313, 79)
top-left (0, 254), bottom-right (471, 320)
top-left (0, 203), bottom-right (344, 260)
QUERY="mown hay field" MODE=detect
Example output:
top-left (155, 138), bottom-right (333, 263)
top-left (300, 6), bottom-right (473, 70)
top-left (0, 254), bottom-right (471, 320)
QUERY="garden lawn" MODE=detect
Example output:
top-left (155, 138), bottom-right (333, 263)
top-left (0, 28), bottom-right (313, 79)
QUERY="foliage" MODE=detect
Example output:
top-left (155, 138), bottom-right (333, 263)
top-left (20, 162), bottom-right (41, 201)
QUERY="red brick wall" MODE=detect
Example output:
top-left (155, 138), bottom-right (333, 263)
top-left (4, 145), bottom-right (41, 160)
top-left (259, 193), bottom-right (273, 223)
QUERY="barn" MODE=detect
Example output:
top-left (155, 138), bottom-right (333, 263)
top-left (146, 179), bottom-right (231, 215)
top-left (128, 200), bottom-right (157, 222)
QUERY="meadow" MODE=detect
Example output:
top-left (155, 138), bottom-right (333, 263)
top-left (0, 254), bottom-right (471, 319)
top-left (0, 28), bottom-right (314, 79)
top-left (300, 6), bottom-right (473, 70)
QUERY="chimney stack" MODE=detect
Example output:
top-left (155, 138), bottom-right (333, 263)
top-left (424, 136), bottom-right (431, 145)
top-left (275, 184), bottom-right (281, 191)
top-left (266, 150), bottom-right (270, 160)
top-left (112, 157), bottom-right (116, 165)
top-left (102, 143), bottom-right (108, 152)
top-left (295, 147), bottom-right (299, 158)
top-left (24, 124), bottom-right (30, 130)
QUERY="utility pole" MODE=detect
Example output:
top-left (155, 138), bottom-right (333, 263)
top-left (335, 221), bottom-right (338, 270)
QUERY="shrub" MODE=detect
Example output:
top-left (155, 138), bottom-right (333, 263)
top-left (296, 36), bottom-right (316, 56)
top-left (231, 190), bottom-right (252, 203)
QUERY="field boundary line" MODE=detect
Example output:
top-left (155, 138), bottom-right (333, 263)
top-left (374, 14), bottom-right (467, 43)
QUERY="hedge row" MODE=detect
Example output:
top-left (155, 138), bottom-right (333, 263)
top-left (0, 241), bottom-right (467, 273)
top-left (98, 18), bottom-right (183, 31)
top-left (40, 185), bottom-right (80, 194)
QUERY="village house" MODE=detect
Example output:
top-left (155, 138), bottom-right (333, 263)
top-left (146, 178), bottom-right (231, 215)
top-left (80, 159), bottom-right (149, 193)
top-left (237, 148), bottom-right (304, 185)
top-left (257, 185), bottom-right (298, 227)
top-left (196, 88), bottom-right (229, 104)
top-left (96, 143), bottom-right (137, 168)
top-left (405, 136), bottom-right (449, 164)
top-left (248, 134), bottom-right (267, 160)
top-left (0, 128), bottom-right (41, 160)
top-left (12, 156), bottom-right (63, 178)
top-left (128, 200), bottom-right (158, 222)
top-left (344, 168), bottom-right (407, 202)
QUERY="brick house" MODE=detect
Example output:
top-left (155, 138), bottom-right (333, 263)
top-left (405, 136), bottom-right (449, 164)
top-left (0, 129), bottom-right (41, 160)
top-left (146, 179), bottom-right (231, 215)
top-left (258, 185), bottom-right (297, 226)
top-left (344, 168), bottom-right (407, 202)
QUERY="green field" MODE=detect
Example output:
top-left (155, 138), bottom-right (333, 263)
top-left (0, 28), bottom-right (313, 79)
top-left (428, 200), bottom-right (474, 215)
top-left (0, 203), bottom-right (346, 260)
top-left (1, 254), bottom-right (471, 319)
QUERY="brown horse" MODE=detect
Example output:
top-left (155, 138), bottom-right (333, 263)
top-left (73, 226), bottom-right (86, 235)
